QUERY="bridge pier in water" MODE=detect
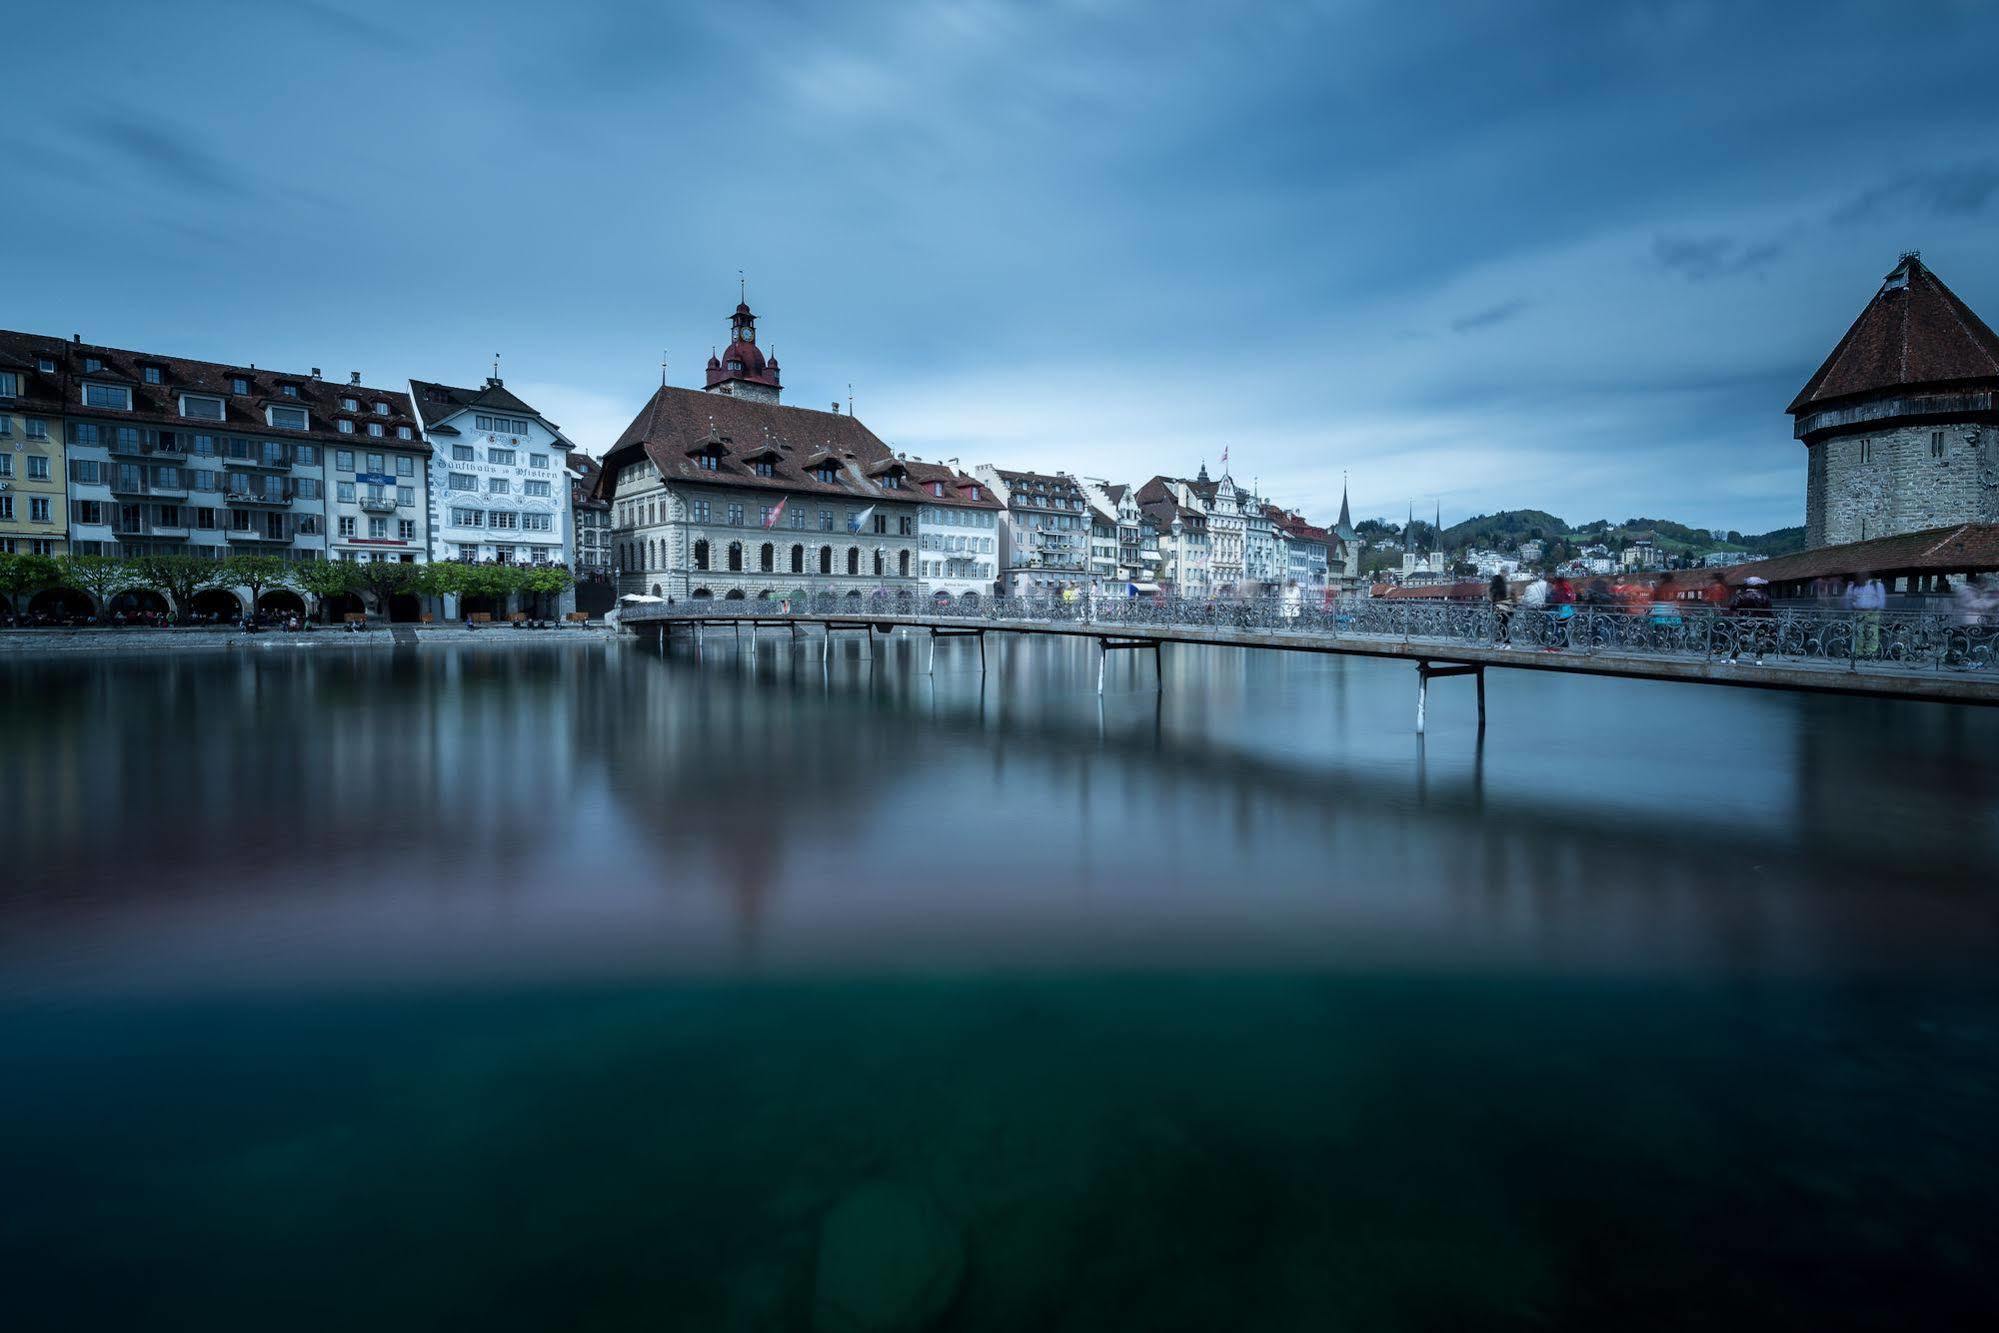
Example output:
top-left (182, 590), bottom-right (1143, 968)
top-left (1096, 636), bottom-right (1164, 695)
top-left (1415, 659), bottom-right (1485, 735)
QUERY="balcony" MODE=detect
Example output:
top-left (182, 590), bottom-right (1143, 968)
top-left (358, 494), bottom-right (398, 514)
top-left (225, 526), bottom-right (294, 544)
top-left (226, 490), bottom-right (293, 509)
top-left (107, 436), bottom-right (149, 459)
top-left (224, 454), bottom-right (290, 472)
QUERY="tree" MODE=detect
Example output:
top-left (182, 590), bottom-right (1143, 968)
top-left (345, 558), bottom-right (421, 616)
top-left (0, 553), bottom-right (63, 617)
top-left (128, 554), bottom-right (228, 619)
top-left (519, 564), bottom-right (574, 617)
top-left (55, 554), bottom-right (134, 615)
top-left (292, 558), bottom-right (359, 621)
top-left (222, 554), bottom-right (293, 614)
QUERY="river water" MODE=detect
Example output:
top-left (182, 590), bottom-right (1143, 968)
top-left (3, 635), bottom-right (1996, 1330)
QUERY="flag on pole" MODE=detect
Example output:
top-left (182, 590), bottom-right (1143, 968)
top-left (763, 496), bottom-right (786, 529)
top-left (1220, 445), bottom-right (1229, 469)
top-left (848, 505), bottom-right (875, 534)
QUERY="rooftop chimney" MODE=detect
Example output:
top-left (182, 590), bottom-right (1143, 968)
top-left (831, 402), bottom-right (840, 413)
top-left (72, 334), bottom-right (80, 343)
top-left (350, 371), bottom-right (361, 386)
top-left (310, 367), bottom-right (322, 381)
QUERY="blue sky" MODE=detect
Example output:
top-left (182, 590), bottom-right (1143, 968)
top-left (12, 0), bottom-right (1999, 534)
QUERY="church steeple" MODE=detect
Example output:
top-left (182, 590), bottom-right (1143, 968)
top-left (704, 295), bottom-right (782, 403)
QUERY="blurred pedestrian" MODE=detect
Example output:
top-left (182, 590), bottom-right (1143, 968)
top-left (1846, 571), bottom-right (1885, 658)
top-left (1488, 573), bottom-right (1514, 646)
top-left (1729, 576), bottom-right (1774, 664)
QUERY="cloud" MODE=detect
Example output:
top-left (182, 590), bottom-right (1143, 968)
top-left (82, 112), bottom-right (242, 197)
top-left (1830, 163), bottom-right (1999, 225)
top-left (1450, 300), bottom-right (1529, 334)
top-left (1650, 233), bottom-right (1785, 282)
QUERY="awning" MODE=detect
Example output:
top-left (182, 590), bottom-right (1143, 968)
top-left (1127, 582), bottom-right (1162, 595)
top-left (619, 593), bottom-right (664, 603)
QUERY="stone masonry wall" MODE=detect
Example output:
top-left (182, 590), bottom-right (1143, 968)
top-left (1811, 422), bottom-right (1998, 548)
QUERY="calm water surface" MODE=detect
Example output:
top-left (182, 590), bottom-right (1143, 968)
top-left (3, 635), bottom-right (1997, 1330)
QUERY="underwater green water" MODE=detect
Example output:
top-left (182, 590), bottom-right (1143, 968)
top-left (3, 638), bottom-right (1996, 1329)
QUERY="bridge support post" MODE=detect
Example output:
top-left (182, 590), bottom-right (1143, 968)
top-left (1095, 637), bottom-right (1161, 696)
top-left (1415, 660), bottom-right (1483, 735)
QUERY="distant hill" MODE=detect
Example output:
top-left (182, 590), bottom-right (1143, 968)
top-left (1362, 508), bottom-right (1806, 563)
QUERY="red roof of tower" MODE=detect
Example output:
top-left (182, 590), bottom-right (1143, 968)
top-left (1788, 253), bottom-right (1999, 415)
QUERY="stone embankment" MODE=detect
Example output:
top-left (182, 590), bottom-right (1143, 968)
top-left (0, 624), bottom-right (617, 656)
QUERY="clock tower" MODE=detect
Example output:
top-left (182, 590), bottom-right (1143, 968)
top-left (704, 300), bottom-right (783, 404)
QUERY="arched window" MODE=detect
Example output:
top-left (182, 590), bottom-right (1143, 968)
top-left (899, 550), bottom-right (910, 577)
top-left (818, 545), bottom-right (833, 575)
top-left (727, 540), bottom-right (743, 572)
top-left (872, 549), bottom-right (884, 577)
top-left (790, 544), bottom-right (804, 574)
top-left (693, 539), bottom-right (709, 571)
top-left (847, 547), bottom-right (860, 576)
top-left (759, 542), bottom-right (774, 572)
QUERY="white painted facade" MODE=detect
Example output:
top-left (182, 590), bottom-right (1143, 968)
top-left (412, 381), bottom-right (572, 567)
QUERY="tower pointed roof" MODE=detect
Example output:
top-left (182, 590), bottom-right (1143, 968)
top-left (1789, 253), bottom-right (1999, 415)
top-left (1334, 480), bottom-right (1355, 541)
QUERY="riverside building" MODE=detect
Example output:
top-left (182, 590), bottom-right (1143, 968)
top-left (597, 300), bottom-right (921, 601)
top-left (410, 374), bottom-right (575, 565)
top-left (907, 459), bottom-right (1001, 601)
top-left (319, 377), bottom-right (428, 565)
top-left (975, 467), bottom-right (1091, 596)
top-left (1792, 252), bottom-right (1999, 548)
top-left (0, 342), bottom-right (67, 556)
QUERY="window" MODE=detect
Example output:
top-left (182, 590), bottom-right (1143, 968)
top-left (727, 541), bottom-right (743, 572)
top-left (397, 426), bottom-right (412, 440)
top-left (475, 414), bottom-right (530, 435)
top-left (0, 496), bottom-right (12, 519)
top-left (231, 377), bottom-right (249, 394)
top-left (448, 472), bottom-right (476, 492)
top-left (847, 547), bottom-right (860, 576)
top-left (1861, 437), bottom-right (1872, 464)
top-left (491, 511), bottom-right (517, 530)
top-left (83, 357), bottom-right (102, 372)
top-left (365, 422), bottom-right (383, 438)
top-left (813, 465), bottom-right (838, 483)
top-left (493, 545), bottom-right (513, 563)
top-left (529, 454), bottom-right (548, 469)
top-left (0, 371), bottom-right (17, 397)
top-left (882, 474), bottom-right (901, 490)
top-left (453, 509), bottom-right (484, 527)
top-left (523, 513), bottom-right (551, 531)
top-left (83, 383), bottom-right (131, 410)
top-left (36, 358), bottom-right (54, 374)
top-left (296, 444), bottom-right (318, 465)
top-left (460, 544), bottom-right (480, 559)
top-left (367, 453), bottom-right (385, 473)
top-left (399, 520), bottom-right (415, 541)
top-left (695, 453), bottom-right (719, 471)
top-left (27, 418), bottom-right (49, 441)
top-left (790, 544), bottom-right (804, 574)
top-left (142, 366), bottom-right (162, 385)
top-left (172, 393), bottom-right (221, 420)
top-left (819, 509), bottom-right (834, 531)
top-left (488, 448), bottom-right (514, 465)
top-left (899, 550), bottom-right (910, 577)
top-left (488, 477), bottom-right (510, 495)
top-left (338, 419), bottom-right (355, 434)
top-left (263, 440), bottom-right (287, 466)
top-left (524, 479), bottom-right (551, 497)
top-left (752, 460), bottom-right (775, 477)
top-left (28, 456), bottom-right (49, 481)
top-left (693, 539), bottom-right (710, 570)
top-left (70, 459), bottom-right (101, 484)
top-left (374, 402), bottom-right (389, 416)
top-left (73, 499), bottom-right (103, 525)
top-left (397, 486), bottom-right (414, 506)
top-left (342, 397), bottom-right (359, 412)
top-left (819, 545), bottom-right (833, 574)
top-left (267, 406), bottom-right (308, 430)
top-left (760, 542), bottom-right (774, 572)
top-left (369, 517), bottom-right (388, 539)
top-left (969, 486), bottom-right (982, 501)
top-left (789, 508), bottom-right (806, 529)
top-left (691, 499), bottom-right (710, 523)
top-left (337, 482), bottom-right (356, 503)
top-left (336, 450), bottom-right (354, 471)
top-left (872, 513), bottom-right (887, 534)
top-left (1932, 430), bottom-right (1946, 459)
top-left (453, 444), bottom-right (475, 462)
top-left (338, 516), bottom-right (356, 537)
top-left (296, 478), bottom-right (321, 500)
top-left (727, 503), bottom-right (744, 526)
top-left (29, 497), bottom-right (50, 522)
top-left (759, 505), bottom-right (778, 527)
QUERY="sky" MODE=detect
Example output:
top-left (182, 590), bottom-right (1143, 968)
top-left (11, 0), bottom-right (1999, 535)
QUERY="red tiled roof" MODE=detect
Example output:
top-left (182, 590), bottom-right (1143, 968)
top-left (1789, 254), bottom-right (1999, 413)
top-left (591, 385), bottom-right (910, 503)
top-left (902, 459), bottom-right (1003, 510)
top-left (0, 328), bottom-right (427, 450)
top-left (1724, 524), bottom-right (1999, 585)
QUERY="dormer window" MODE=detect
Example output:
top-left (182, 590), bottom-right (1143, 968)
top-left (813, 465), bottom-right (838, 484)
top-left (266, 405), bottom-right (308, 430)
top-left (0, 371), bottom-right (17, 398)
top-left (969, 486), bottom-right (982, 501)
top-left (373, 402), bottom-right (389, 415)
top-left (752, 460), bottom-right (775, 477)
top-left (83, 357), bottom-right (102, 373)
top-left (338, 420), bottom-right (355, 434)
top-left (882, 474), bottom-right (902, 490)
top-left (727, 360), bottom-right (743, 372)
top-left (280, 384), bottom-right (299, 399)
top-left (178, 393), bottom-right (224, 421)
top-left (695, 453), bottom-right (720, 471)
top-left (36, 357), bottom-right (55, 374)
top-left (143, 366), bottom-right (163, 385)
top-left (342, 397), bottom-right (359, 412)
top-left (930, 482), bottom-right (945, 497)
top-left (367, 422), bottom-right (384, 438)
top-left (82, 382), bottom-right (131, 410)
top-left (231, 377), bottom-right (249, 395)
top-left (397, 426), bottom-right (412, 440)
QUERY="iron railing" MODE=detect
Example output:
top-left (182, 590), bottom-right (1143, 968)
top-left (623, 590), bottom-right (1999, 676)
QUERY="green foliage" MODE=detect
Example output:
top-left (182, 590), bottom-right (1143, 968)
top-left (221, 554), bottom-right (293, 604)
top-left (0, 552), bottom-right (64, 609)
top-left (55, 554), bottom-right (134, 608)
top-left (128, 554), bottom-right (228, 615)
top-left (290, 558), bottom-right (360, 602)
top-left (519, 564), bottom-right (573, 597)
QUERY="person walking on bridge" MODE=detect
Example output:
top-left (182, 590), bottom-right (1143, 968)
top-left (1728, 576), bottom-right (1775, 665)
top-left (1845, 572), bottom-right (1885, 659)
top-left (1489, 573), bottom-right (1515, 647)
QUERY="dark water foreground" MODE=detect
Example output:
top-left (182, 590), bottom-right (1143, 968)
top-left (3, 637), bottom-right (1996, 1330)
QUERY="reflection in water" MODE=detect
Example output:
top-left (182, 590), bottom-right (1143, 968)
top-left (2, 635), bottom-right (1997, 1329)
